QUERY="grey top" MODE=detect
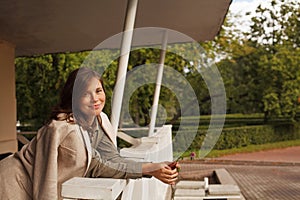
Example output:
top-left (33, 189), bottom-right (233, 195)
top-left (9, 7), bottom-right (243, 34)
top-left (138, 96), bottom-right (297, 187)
top-left (86, 119), bottom-right (144, 179)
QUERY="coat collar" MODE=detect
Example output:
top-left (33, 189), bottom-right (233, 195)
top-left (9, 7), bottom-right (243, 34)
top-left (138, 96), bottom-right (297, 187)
top-left (98, 112), bottom-right (117, 147)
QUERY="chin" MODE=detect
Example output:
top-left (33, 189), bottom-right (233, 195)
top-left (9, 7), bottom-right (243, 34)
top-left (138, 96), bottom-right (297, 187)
top-left (95, 110), bottom-right (102, 116)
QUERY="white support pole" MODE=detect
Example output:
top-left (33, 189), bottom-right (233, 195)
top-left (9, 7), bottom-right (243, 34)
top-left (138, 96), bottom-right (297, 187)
top-left (148, 30), bottom-right (168, 136)
top-left (110, 0), bottom-right (139, 134)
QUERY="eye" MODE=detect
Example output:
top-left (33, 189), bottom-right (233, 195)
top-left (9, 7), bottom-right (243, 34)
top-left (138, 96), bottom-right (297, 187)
top-left (96, 88), bottom-right (103, 94)
top-left (82, 92), bottom-right (91, 98)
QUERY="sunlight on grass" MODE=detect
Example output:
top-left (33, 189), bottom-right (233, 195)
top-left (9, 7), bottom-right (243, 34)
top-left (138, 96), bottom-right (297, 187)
top-left (208, 139), bottom-right (300, 158)
top-left (175, 139), bottom-right (300, 159)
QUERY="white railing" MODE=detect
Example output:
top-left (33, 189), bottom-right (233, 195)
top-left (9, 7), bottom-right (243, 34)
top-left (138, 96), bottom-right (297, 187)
top-left (61, 125), bottom-right (173, 200)
top-left (62, 177), bottom-right (127, 200)
top-left (119, 125), bottom-right (173, 200)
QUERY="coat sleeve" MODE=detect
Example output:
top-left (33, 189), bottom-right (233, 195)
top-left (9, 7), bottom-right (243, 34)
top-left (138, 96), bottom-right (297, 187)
top-left (96, 126), bottom-right (144, 171)
top-left (86, 149), bottom-right (142, 179)
top-left (98, 113), bottom-right (146, 176)
top-left (32, 123), bottom-right (68, 200)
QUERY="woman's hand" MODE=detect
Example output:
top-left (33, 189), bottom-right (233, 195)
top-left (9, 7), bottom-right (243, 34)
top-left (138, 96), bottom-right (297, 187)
top-left (142, 162), bottom-right (180, 185)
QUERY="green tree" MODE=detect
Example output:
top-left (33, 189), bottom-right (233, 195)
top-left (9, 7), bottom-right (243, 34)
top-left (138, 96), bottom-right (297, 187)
top-left (203, 0), bottom-right (300, 121)
top-left (200, 10), bottom-right (261, 114)
top-left (248, 0), bottom-right (300, 120)
top-left (16, 52), bottom-right (88, 129)
top-left (123, 48), bottom-right (189, 126)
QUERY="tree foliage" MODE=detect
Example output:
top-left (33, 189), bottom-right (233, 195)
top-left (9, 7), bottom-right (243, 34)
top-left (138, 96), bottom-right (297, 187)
top-left (15, 0), bottom-right (300, 129)
top-left (15, 52), bottom-right (88, 128)
top-left (205, 0), bottom-right (300, 121)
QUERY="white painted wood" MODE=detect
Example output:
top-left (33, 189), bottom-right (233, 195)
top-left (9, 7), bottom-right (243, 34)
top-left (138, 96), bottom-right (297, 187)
top-left (205, 195), bottom-right (242, 199)
top-left (110, 0), bottom-right (139, 134)
top-left (176, 181), bottom-right (205, 189)
top-left (120, 125), bottom-right (173, 162)
top-left (175, 189), bottom-right (206, 197)
top-left (204, 177), bottom-right (209, 191)
top-left (61, 177), bottom-right (126, 200)
top-left (120, 125), bottom-right (173, 200)
top-left (174, 197), bottom-right (204, 200)
top-left (208, 184), bottom-right (241, 196)
top-left (174, 196), bottom-right (241, 200)
top-left (148, 30), bottom-right (168, 136)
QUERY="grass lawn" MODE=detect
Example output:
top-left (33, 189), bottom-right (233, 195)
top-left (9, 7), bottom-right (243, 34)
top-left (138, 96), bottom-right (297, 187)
top-left (176, 139), bottom-right (300, 159)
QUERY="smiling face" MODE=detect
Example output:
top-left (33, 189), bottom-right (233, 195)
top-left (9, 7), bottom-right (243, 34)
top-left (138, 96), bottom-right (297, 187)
top-left (78, 77), bottom-right (106, 124)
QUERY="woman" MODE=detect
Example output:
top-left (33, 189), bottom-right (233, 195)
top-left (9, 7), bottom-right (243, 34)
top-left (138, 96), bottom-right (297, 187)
top-left (0, 71), bottom-right (90, 199)
top-left (71, 67), bottom-right (179, 183)
top-left (0, 67), bottom-right (178, 200)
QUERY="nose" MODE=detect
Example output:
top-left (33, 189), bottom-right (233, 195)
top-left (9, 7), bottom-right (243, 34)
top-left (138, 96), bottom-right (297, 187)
top-left (91, 93), bottom-right (98, 102)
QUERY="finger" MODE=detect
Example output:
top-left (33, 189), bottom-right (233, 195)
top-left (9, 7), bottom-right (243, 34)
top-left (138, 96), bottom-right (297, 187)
top-left (163, 171), bottom-right (178, 180)
top-left (161, 177), bottom-right (176, 185)
top-left (161, 171), bottom-right (173, 179)
top-left (167, 168), bottom-right (179, 175)
top-left (171, 168), bottom-right (178, 173)
top-left (158, 172), bottom-right (178, 185)
top-left (167, 176), bottom-right (178, 185)
top-left (169, 171), bottom-right (179, 179)
top-left (162, 168), bottom-right (174, 176)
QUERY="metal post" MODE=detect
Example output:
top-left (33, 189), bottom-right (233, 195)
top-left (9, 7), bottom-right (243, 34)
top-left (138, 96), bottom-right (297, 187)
top-left (110, 0), bottom-right (138, 134)
top-left (148, 30), bottom-right (168, 136)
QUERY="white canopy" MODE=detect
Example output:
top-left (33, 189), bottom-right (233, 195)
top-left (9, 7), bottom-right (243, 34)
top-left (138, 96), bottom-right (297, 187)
top-left (0, 0), bottom-right (231, 56)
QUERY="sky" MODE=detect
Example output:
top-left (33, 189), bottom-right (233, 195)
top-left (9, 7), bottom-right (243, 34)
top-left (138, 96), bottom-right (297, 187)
top-left (228, 0), bottom-right (266, 32)
top-left (228, 0), bottom-right (298, 34)
top-left (230, 0), bottom-right (263, 15)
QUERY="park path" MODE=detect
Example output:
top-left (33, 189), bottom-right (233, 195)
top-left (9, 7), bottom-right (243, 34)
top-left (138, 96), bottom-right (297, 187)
top-left (180, 146), bottom-right (300, 200)
top-left (214, 145), bottom-right (300, 163)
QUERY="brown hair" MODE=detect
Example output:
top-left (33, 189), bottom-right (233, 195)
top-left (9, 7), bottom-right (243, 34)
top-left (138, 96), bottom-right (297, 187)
top-left (49, 67), bottom-right (104, 127)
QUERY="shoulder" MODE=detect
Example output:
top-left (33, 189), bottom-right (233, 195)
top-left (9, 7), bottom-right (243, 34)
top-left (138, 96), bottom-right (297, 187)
top-left (38, 120), bottom-right (78, 141)
top-left (100, 112), bottom-right (112, 126)
top-left (100, 112), bottom-right (113, 129)
top-left (100, 112), bottom-right (109, 121)
top-left (48, 120), bottom-right (77, 132)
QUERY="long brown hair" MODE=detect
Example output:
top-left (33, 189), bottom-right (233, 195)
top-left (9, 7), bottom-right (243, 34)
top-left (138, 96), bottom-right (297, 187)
top-left (49, 67), bottom-right (104, 127)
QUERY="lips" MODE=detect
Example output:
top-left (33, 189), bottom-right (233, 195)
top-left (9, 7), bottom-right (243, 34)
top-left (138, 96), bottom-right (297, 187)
top-left (94, 104), bottom-right (101, 110)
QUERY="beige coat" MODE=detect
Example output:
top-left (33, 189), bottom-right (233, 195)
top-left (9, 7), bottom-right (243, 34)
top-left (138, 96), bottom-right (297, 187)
top-left (0, 113), bottom-right (144, 200)
top-left (0, 120), bottom-right (88, 200)
top-left (86, 113), bottom-right (143, 179)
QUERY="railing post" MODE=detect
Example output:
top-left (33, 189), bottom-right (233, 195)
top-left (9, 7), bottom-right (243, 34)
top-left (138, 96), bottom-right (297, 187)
top-left (110, 0), bottom-right (139, 135)
top-left (148, 30), bottom-right (168, 136)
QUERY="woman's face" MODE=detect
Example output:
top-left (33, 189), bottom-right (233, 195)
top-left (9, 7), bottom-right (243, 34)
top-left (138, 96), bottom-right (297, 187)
top-left (79, 77), bottom-right (106, 119)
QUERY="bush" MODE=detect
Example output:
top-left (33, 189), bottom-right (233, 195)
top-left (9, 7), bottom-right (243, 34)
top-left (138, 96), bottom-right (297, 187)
top-left (171, 114), bottom-right (300, 151)
top-left (213, 123), bottom-right (300, 150)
